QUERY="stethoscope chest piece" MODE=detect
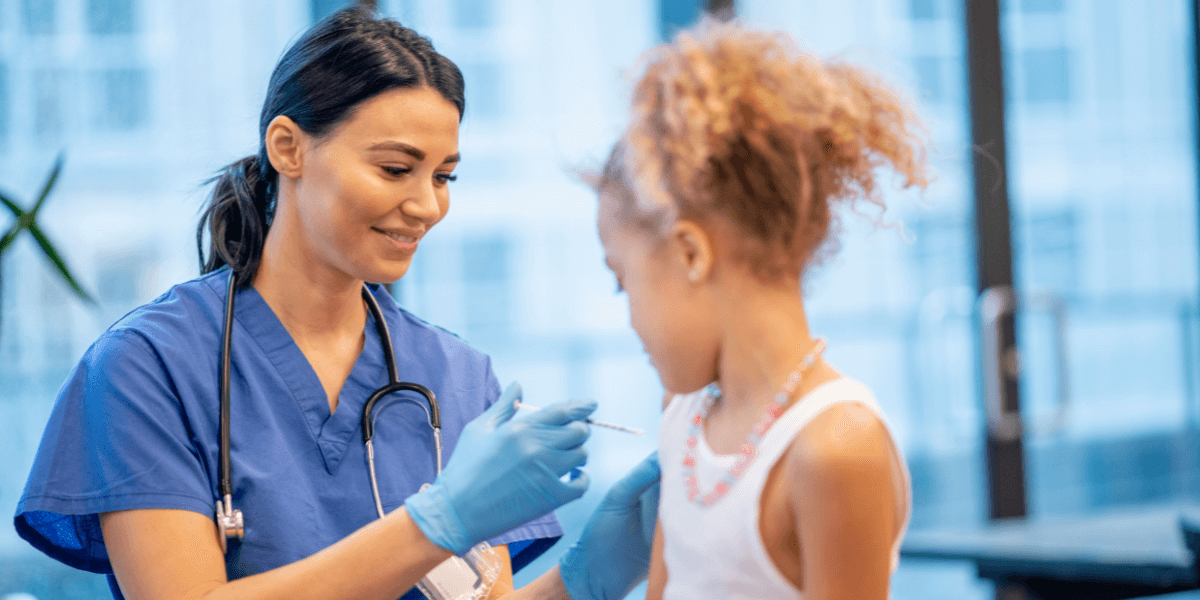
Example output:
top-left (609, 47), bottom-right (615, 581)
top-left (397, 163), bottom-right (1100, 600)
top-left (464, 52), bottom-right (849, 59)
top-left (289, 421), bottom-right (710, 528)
top-left (216, 495), bottom-right (244, 553)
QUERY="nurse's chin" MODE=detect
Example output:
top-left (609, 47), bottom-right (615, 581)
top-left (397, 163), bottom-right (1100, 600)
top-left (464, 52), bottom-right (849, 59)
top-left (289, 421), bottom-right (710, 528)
top-left (356, 261), bottom-right (411, 287)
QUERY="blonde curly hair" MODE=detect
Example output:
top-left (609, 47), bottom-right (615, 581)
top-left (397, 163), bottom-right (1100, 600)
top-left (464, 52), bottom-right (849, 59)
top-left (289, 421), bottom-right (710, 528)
top-left (597, 19), bottom-right (930, 281)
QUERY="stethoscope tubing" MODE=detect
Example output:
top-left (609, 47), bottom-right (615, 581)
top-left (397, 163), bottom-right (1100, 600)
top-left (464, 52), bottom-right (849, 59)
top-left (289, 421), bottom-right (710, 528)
top-left (217, 271), bottom-right (442, 545)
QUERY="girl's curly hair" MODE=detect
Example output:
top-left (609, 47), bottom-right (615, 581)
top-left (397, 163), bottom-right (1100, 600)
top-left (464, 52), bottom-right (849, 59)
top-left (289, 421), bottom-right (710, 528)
top-left (597, 19), bottom-right (930, 281)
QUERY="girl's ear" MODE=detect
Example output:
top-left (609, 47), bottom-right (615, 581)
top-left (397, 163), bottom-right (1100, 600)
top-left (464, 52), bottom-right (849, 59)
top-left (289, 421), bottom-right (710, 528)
top-left (673, 220), bottom-right (713, 284)
top-left (264, 115), bottom-right (305, 179)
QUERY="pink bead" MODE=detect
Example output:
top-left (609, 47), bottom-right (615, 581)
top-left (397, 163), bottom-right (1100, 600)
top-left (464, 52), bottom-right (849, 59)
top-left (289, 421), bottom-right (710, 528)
top-left (686, 437), bottom-right (697, 448)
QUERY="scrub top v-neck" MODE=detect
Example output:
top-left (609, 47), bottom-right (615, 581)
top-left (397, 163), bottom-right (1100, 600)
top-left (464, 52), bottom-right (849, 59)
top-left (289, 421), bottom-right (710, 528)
top-left (14, 269), bottom-right (562, 600)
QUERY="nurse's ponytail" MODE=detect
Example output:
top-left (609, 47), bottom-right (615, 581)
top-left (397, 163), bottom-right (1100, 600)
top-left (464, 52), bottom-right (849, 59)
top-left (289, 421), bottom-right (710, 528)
top-left (197, 5), bottom-right (465, 287)
top-left (198, 153), bottom-right (273, 287)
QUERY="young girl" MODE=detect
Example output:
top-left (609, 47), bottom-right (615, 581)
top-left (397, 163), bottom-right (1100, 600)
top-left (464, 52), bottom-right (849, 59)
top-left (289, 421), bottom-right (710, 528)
top-left (594, 20), bottom-right (929, 599)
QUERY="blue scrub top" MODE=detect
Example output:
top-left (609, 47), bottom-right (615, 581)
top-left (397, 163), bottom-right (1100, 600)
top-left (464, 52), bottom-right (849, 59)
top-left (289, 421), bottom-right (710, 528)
top-left (13, 269), bottom-right (561, 599)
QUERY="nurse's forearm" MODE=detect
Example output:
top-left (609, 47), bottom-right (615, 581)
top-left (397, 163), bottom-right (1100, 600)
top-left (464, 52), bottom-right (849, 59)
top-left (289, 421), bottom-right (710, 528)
top-left (207, 506), bottom-right (452, 600)
top-left (102, 507), bottom-right (452, 600)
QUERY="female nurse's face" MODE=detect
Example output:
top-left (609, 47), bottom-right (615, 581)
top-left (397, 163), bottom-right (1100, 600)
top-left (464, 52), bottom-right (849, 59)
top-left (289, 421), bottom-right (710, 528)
top-left (289, 86), bottom-right (460, 284)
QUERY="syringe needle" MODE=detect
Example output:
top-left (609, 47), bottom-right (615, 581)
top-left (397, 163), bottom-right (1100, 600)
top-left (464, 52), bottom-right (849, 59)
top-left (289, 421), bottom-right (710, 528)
top-left (513, 401), bottom-right (645, 435)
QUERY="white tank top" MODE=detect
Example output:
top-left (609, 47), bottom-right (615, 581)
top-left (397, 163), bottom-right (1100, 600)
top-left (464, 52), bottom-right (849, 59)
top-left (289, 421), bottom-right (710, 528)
top-left (658, 378), bottom-right (912, 599)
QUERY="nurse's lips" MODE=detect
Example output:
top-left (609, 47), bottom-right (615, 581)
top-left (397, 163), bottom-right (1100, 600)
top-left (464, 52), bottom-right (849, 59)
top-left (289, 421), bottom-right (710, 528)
top-left (372, 227), bottom-right (422, 250)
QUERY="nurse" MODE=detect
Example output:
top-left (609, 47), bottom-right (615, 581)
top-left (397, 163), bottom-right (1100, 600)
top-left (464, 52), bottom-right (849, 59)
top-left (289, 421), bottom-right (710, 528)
top-left (13, 7), bottom-right (656, 600)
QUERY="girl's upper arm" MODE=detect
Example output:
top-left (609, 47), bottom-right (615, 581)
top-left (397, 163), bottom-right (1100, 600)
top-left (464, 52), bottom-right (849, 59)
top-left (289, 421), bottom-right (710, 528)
top-left (101, 509), bottom-right (229, 600)
top-left (787, 403), bottom-right (900, 600)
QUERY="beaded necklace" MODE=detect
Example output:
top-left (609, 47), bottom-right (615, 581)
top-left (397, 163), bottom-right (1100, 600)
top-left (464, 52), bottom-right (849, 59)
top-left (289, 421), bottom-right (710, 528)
top-left (683, 338), bottom-right (827, 506)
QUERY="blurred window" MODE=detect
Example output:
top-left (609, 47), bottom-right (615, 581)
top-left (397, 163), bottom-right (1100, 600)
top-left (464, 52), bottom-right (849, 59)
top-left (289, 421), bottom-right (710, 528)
top-left (462, 235), bottom-right (511, 340)
top-left (1022, 47), bottom-right (1071, 104)
top-left (92, 68), bottom-right (149, 131)
top-left (1021, 0), bottom-right (1066, 14)
top-left (33, 68), bottom-right (67, 141)
top-left (22, 0), bottom-right (56, 36)
top-left (311, 0), bottom-right (353, 22)
top-left (913, 55), bottom-right (946, 103)
top-left (0, 63), bottom-right (9, 145)
top-left (660, 0), bottom-right (702, 40)
top-left (1021, 209), bottom-right (1080, 291)
top-left (87, 0), bottom-right (135, 35)
top-left (909, 0), bottom-right (939, 20)
top-left (459, 62), bottom-right (503, 120)
top-left (453, 0), bottom-right (493, 29)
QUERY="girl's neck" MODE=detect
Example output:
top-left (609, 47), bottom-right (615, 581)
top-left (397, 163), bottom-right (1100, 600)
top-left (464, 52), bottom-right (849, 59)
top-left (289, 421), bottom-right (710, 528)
top-left (712, 281), bottom-right (816, 412)
top-left (253, 211), bottom-right (367, 346)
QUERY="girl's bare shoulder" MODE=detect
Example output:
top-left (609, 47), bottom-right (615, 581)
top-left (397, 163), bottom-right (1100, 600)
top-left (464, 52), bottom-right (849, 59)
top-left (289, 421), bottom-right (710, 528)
top-left (784, 401), bottom-right (897, 496)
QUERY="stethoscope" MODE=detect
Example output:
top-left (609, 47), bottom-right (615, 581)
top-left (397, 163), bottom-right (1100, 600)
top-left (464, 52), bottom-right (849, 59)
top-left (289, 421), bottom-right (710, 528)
top-left (214, 272), bottom-right (443, 553)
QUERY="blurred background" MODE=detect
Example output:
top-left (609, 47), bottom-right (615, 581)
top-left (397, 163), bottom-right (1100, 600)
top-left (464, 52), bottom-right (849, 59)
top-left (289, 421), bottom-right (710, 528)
top-left (0, 0), bottom-right (1196, 599)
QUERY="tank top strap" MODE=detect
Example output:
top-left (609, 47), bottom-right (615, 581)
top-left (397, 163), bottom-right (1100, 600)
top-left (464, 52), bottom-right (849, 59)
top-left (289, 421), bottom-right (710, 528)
top-left (752, 378), bottom-right (883, 471)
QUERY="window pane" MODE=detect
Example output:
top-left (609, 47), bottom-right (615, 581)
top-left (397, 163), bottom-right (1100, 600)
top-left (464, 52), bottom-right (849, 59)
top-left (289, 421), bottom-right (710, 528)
top-left (459, 62), bottom-right (503, 121)
top-left (453, 0), bottom-right (494, 29)
top-left (660, 0), bottom-right (703, 40)
top-left (0, 63), bottom-right (8, 145)
top-left (311, 0), bottom-right (352, 22)
top-left (1021, 47), bottom-right (1070, 104)
top-left (33, 68), bottom-right (66, 140)
top-left (86, 0), bottom-right (135, 34)
top-left (1004, 0), bottom-right (1200, 515)
top-left (22, 0), bottom-right (55, 35)
top-left (92, 68), bottom-right (149, 131)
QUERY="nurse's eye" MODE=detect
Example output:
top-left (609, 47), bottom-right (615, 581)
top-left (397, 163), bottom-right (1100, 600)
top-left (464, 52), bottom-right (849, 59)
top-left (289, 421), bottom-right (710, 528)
top-left (435, 173), bottom-right (458, 184)
top-left (382, 166), bottom-right (411, 177)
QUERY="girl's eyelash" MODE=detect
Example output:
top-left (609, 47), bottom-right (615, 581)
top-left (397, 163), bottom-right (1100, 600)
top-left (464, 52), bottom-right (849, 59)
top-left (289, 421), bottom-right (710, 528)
top-left (437, 173), bottom-right (458, 183)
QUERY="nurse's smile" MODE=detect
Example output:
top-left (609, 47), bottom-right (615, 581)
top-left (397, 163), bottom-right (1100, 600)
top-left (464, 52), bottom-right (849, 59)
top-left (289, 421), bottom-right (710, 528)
top-left (373, 226), bottom-right (422, 252)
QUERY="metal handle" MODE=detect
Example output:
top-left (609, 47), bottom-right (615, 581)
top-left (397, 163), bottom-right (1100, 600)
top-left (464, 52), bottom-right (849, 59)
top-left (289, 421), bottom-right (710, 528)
top-left (1023, 290), bottom-right (1071, 436)
top-left (979, 286), bottom-right (1073, 442)
top-left (980, 285), bottom-right (1021, 442)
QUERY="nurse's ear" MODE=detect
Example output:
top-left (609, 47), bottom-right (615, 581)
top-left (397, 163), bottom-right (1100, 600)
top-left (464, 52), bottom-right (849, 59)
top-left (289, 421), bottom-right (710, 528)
top-left (264, 115), bottom-right (306, 179)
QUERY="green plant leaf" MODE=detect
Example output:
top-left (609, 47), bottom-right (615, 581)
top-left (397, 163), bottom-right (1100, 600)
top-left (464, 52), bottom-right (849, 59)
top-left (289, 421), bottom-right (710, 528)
top-left (0, 194), bottom-right (27, 255)
top-left (0, 191), bottom-right (23, 217)
top-left (27, 224), bottom-right (95, 304)
top-left (0, 226), bottom-right (21, 255)
top-left (32, 152), bottom-right (65, 217)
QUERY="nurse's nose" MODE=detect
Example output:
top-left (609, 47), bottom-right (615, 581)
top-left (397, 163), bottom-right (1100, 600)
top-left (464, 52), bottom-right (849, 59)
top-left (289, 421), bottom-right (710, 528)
top-left (400, 178), bottom-right (444, 224)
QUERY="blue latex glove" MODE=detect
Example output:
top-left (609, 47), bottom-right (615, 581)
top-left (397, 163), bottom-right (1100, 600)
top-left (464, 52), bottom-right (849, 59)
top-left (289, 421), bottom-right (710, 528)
top-left (406, 382), bottom-right (596, 554)
top-left (559, 452), bottom-right (661, 600)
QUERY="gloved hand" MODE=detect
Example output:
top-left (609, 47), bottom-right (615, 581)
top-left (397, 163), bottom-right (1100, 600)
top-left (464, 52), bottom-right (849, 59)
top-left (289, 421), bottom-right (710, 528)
top-left (406, 382), bottom-right (596, 554)
top-left (559, 452), bottom-right (661, 600)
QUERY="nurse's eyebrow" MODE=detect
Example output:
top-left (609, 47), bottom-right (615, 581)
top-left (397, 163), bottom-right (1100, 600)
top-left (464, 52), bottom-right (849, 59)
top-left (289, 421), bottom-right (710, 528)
top-left (368, 141), bottom-right (460, 164)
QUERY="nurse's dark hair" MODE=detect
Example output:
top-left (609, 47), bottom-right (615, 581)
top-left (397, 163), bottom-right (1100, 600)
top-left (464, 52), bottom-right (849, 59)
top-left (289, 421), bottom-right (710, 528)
top-left (198, 6), bottom-right (465, 286)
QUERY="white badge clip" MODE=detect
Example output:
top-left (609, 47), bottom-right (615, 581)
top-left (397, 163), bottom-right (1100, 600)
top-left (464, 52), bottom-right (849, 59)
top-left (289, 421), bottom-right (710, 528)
top-left (416, 540), bottom-right (502, 600)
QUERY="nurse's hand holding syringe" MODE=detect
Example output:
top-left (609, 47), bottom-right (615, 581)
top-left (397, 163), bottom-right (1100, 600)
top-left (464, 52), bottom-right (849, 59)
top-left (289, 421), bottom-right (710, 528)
top-left (405, 382), bottom-right (597, 554)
